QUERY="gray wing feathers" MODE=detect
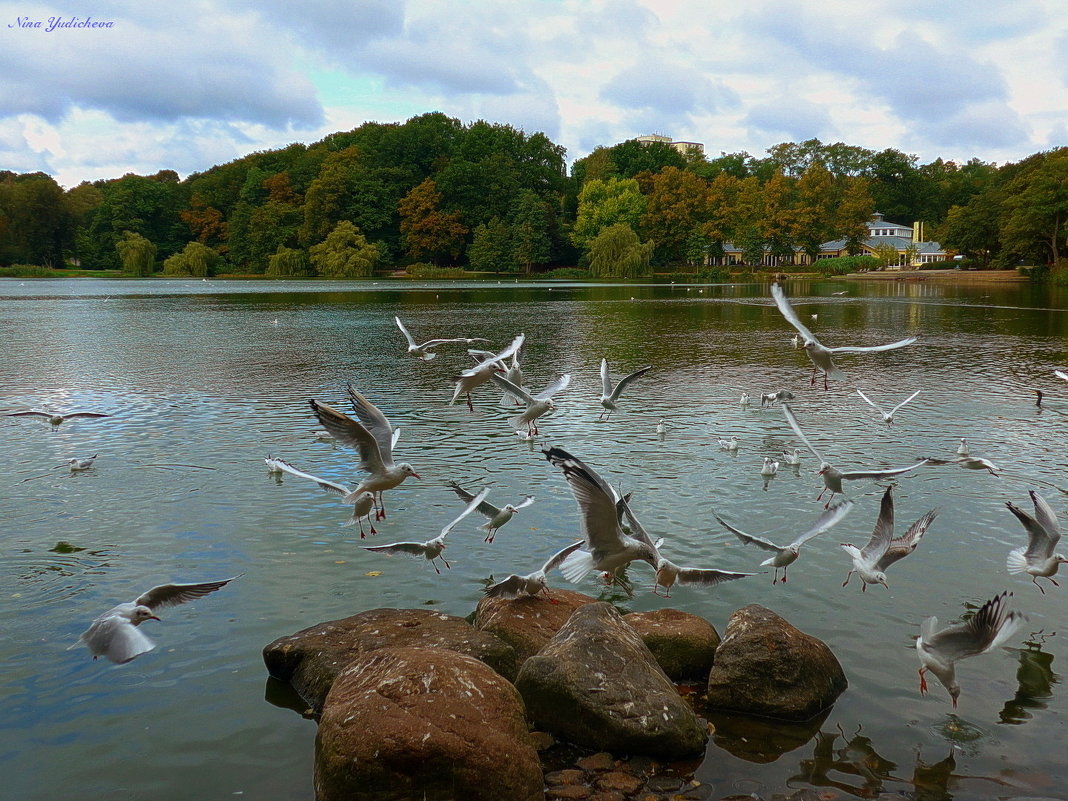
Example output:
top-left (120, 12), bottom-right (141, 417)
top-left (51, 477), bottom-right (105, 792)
top-left (135, 577), bottom-right (238, 610)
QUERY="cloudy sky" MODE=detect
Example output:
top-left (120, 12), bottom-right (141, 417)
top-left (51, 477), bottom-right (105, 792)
top-left (1, 0), bottom-right (1065, 187)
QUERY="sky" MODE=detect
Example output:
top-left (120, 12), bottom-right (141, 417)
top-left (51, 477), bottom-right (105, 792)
top-left (1, 0), bottom-right (1065, 188)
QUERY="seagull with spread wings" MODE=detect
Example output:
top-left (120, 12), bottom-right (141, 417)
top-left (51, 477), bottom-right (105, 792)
top-left (451, 333), bottom-right (526, 411)
top-left (483, 540), bottom-right (586, 600)
top-left (855, 388), bottom-right (921, 427)
top-left (446, 481), bottom-right (535, 542)
top-left (70, 576), bottom-right (239, 664)
top-left (841, 485), bottom-right (939, 590)
top-left (783, 403), bottom-right (929, 505)
top-left (309, 386), bottom-right (419, 520)
top-left (598, 359), bottom-right (652, 420)
top-left (264, 455), bottom-right (377, 536)
top-left (491, 372), bottom-right (571, 436)
top-left (1006, 490), bottom-right (1066, 593)
top-left (362, 487), bottom-right (489, 573)
top-left (394, 316), bottom-right (488, 361)
top-left (10, 409), bottom-right (110, 426)
top-left (771, 282), bottom-right (918, 388)
top-left (714, 500), bottom-right (854, 584)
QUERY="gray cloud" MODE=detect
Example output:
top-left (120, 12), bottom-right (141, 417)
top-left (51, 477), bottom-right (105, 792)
top-left (744, 100), bottom-right (834, 143)
top-left (911, 101), bottom-right (1031, 151)
top-left (600, 61), bottom-right (739, 117)
top-left (249, 0), bottom-right (405, 52)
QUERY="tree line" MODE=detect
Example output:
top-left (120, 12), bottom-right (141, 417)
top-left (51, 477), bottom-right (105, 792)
top-left (0, 111), bottom-right (1064, 277)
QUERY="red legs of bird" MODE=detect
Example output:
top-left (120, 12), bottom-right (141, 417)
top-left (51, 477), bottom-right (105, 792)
top-left (465, 393), bottom-right (474, 412)
top-left (483, 529), bottom-right (497, 544)
top-left (918, 667), bottom-right (929, 695)
top-left (771, 567), bottom-right (787, 584)
top-left (1034, 576), bottom-right (1058, 594)
top-left (373, 493), bottom-right (388, 521)
top-left (842, 571), bottom-right (854, 587)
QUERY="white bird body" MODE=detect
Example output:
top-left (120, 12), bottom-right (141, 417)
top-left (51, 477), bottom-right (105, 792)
top-left (1006, 490), bottom-right (1066, 592)
top-left (916, 591), bottom-right (1025, 706)
top-left (855, 388), bottom-right (921, 426)
top-left (718, 436), bottom-right (739, 452)
top-left (656, 419), bottom-right (666, 436)
top-left (782, 449), bottom-right (802, 466)
top-left (715, 500), bottom-right (854, 583)
top-left (499, 349), bottom-right (525, 405)
top-left (783, 404), bottom-right (928, 503)
top-left (922, 455), bottom-right (999, 476)
top-left (394, 316), bottom-right (488, 361)
top-left (484, 540), bottom-right (585, 599)
top-left (447, 481), bottom-right (535, 542)
top-left (771, 283), bottom-right (917, 388)
top-left (841, 486), bottom-right (939, 590)
top-left (740, 392), bottom-right (751, 407)
top-left (309, 387), bottom-right (420, 518)
top-left (761, 390), bottom-right (794, 408)
top-left (598, 359), bottom-right (652, 420)
top-left (363, 487), bottom-right (489, 573)
top-left (264, 455), bottom-right (378, 536)
top-left (492, 372), bottom-right (571, 435)
top-left (70, 577), bottom-right (239, 664)
top-left (760, 458), bottom-right (779, 477)
top-left (68, 454), bottom-right (99, 471)
top-left (957, 438), bottom-right (970, 456)
top-left (451, 334), bottom-right (526, 410)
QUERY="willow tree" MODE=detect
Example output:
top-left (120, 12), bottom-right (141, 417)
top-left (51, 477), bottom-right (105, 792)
top-left (162, 241), bottom-right (220, 276)
top-left (265, 245), bottom-right (308, 277)
top-left (115, 231), bottom-right (156, 275)
top-left (308, 220), bottom-right (379, 278)
top-left (588, 224), bottom-right (653, 278)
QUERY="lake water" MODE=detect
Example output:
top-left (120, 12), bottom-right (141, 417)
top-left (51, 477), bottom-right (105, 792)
top-left (1, 276), bottom-right (1066, 801)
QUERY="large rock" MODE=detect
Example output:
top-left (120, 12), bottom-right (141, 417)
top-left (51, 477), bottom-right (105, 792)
top-left (315, 646), bottom-right (543, 801)
top-left (473, 588), bottom-right (599, 665)
top-left (705, 604), bottom-right (846, 721)
top-left (515, 602), bottom-right (707, 758)
top-left (263, 608), bottom-right (516, 712)
top-left (623, 609), bottom-right (720, 681)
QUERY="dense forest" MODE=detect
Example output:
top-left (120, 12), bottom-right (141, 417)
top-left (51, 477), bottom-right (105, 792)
top-left (0, 111), bottom-right (1064, 277)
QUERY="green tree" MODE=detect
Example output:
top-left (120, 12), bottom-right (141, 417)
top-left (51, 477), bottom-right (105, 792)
top-left (162, 241), bottom-right (221, 276)
top-left (0, 173), bottom-right (71, 266)
top-left (398, 179), bottom-right (467, 264)
top-left (836, 177), bottom-right (876, 255)
top-left (115, 230), bottom-right (157, 275)
top-left (588, 223), bottom-right (653, 278)
top-left (639, 167), bottom-right (710, 267)
top-left (308, 220), bottom-right (379, 278)
top-left (732, 177), bottom-right (766, 266)
top-left (871, 241), bottom-right (900, 269)
top-left (1000, 148), bottom-right (1068, 264)
top-left (572, 177), bottom-right (645, 249)
top-left (938, 190), bottom-right (1004, 266)
top-left (510, 190), bottom-right (551, 273)
top-left (467, 217), bottom-right (513, 272)
top-left (759, 171), bottom-right (798, 264)
top-left (265, 245), bottom-right (308, 277)
top-left (791, 161), bottom-right (837, 264)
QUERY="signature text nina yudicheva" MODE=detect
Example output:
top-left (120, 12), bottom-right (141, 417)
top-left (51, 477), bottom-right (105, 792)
top-left (10, 16), bottom-right (115, 31)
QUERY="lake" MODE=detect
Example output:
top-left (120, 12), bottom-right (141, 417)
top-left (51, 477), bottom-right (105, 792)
top-left (1, 276), bottom-right (1066, 800)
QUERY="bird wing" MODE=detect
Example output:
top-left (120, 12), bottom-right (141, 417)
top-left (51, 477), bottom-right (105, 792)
top-left (94, 616), bottom-right (158, 663)
top-left (781, 403), bottom-right (826, 463)
top-left (618, 496), bottom-right (659, 554)
top-left (600, 358), bottom-right (612, 396)
top-left (535, 373), bottom-right (572, 401)
top-left (395, 316), bottom-right (418, 348)
top-left (363, 542), bottom-right (428, 558)
top-left (9, 411), bottom-right (51, 418)
top-left (391, 427), bottom-right (401, 452)
top-left (828, 336), bottom-right (918, 354)
top-left (928, 592), bottom-right (1024, 660)
top-left (310, 400), bottom-right (389, 474)
top-left (879, 507), bottom-right (939, 570)
top-left (347, 386), bottom-right (397, 462)
top-left (713, 512), bottom-right (783, 552)
top-left (483, 575), bottom-right (526, 599)
top-left (860, 486), bottom-right (895, 562)
top-left (544, 447), bottom-right (627, 553)
top-left (490, 373), bottom-right (538, 406)
top-left (791, 499), bottom-right (856, 548)
top-left (1055, 370), bottom-right (1068, 382)
top-left (1029, 490), bottom-right (1061, 545)
top-left (888, 390), bottom-right (921, 416)
top-left (446, 481), bottom-right (501, 518)
top-left (608, 365), bottom-right (652, 402)
top-left (513, 495), bottom-right (536, 511)
top-left (770, 283), bottom-right (819, 344)
top-left (475, 333), bottom-right (526, 369)
top-left (64, 412), bottom-right (111, 419)
top-left (540, 540), bottom-right (587, 574)
top-left (268, 457), bottom-right (350, 496)
top-left (839, 460), bottom-right (929, 481)
top-left (1006, 499), bottom-right (1058, 560)
top-left (675, 567), bottom-right (756, 587)
top-left (135, 576), bottom-right (239, 610)
top-left (855, 388), bottom-right (885, 415)
top-left (440, 487), bottom-right (491, 537)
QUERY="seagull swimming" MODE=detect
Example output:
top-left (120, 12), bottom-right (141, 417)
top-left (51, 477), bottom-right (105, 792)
top-left (597, 359), bottom-right (652, 420)
top-left (916, 591), bottom-right (1025, 707)
top-left (760, 457), bottom-right (780, 477)
top-left (841, 485), bottom-right (939, 590)
top-left (761, 389), bottom-right (795, 408)
top-left (718, 436), bottom-right (739, 452)
top-left (362, 487), bottom-right (489, 573)
top-left (68, 454), bottom-right (99, 471)
top-left (263, 455), bottom-right (377, 536)
top-left (446, 481), bottom-right (535, 542)
top-left (394, 316), bottom-right (488, 361)
top-left (771, 283), bottom-right (918, 389)
top-left (309, 386), bottom-right (419, 519)
top-left (714, 500), bottom-right (854, 583)
top-left (656, 419), bottom-right (667, 437)
top-left (10, 410), bottom-right (110, 426)
top-left (957, 438), bottom-right (970, 457)
top-left (491, 371), bottom-right (571, 436)
top-left (1006, 490), bottom-right (1066, 593)
top-left (483, 540), bottom-right (586, 600)
top-left (782, 449), bottom-right (802, 466)
top-left (855, 388), bottom-right (921, 426)
top-left (542, 447), bottom-right (659, 586)
top-left (70, 577), bottom-right (239, 664)
top-left (740, 392), bottom-right (751, 407)
top-left (783, 404), bottom-right (929, 504)
top-left (451, 333), bottom-right (526, 411)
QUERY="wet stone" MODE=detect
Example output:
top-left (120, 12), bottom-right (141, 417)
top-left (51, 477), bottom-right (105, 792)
top-left (546, 769), bottom-right (587, 786)
top-left (596, 771), bottom-right (644, 794)
top-left (547, 785), bottom-right (593, 800)
top-left (645, 775), bottom-right (684, 791)
top-left (589, 792), bottom-right (625, 801)
top-left (678, 783), bottom-right (715, 800)
top-left (576, 752), bottom-right (617, 772)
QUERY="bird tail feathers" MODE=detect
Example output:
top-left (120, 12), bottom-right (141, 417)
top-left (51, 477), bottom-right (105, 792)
top-left (1006, 546), bottom-right (1029, 574)
top-left (559, 550), bottom-right (594, 583)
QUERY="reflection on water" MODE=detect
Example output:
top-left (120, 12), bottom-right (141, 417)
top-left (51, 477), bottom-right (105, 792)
top-left (1000, 633), bottom-right (1060, 725)
top-left (707, 707), bottom-right (830, 763)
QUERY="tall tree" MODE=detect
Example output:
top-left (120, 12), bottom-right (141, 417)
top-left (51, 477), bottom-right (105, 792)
top-left (588, 224), bottom-right (653, 278)
top-left (510, 190), bottom-right (551, 273)
top-left (791, 161), bottom-right (837, 263)
top-left (115, 231), bottom-right (157, 275)
top-left (398, 179), bottom-right (467, 264)
top-left (835, 177), bottom-right (877, 255)
top-left (572, 177), bottom-right (645, 249)
top-left (1000, 148), bottom-right (1068, 264)
top-left (308, 220), bottom-right (380, 278)
top-left (467, 217), bottom-right (513, 273)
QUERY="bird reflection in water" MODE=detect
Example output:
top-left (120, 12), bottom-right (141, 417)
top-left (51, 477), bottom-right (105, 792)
top-left (1000, 631), bottom-right (1060, 725)
top-left (789, 724), bottom-right (901, 798)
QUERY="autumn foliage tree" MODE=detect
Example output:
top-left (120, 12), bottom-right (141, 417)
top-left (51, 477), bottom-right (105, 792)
top-left (398, 179), bottom-right (467, 264)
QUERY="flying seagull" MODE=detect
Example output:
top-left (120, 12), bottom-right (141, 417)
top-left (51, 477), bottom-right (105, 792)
top-left (491, 372), bottom-right (571, 436)
top-left (1006, 490), bottom-right (1066, 593)
top-left (446, 481), bottom-right (535, 542)
top-left (10, 410), bottom-right (110, 426)
top-left (394, 316), bottom-right (488, 361)
top-left (451, 333), bottom-right (526, 411)
top-left (598, 359), bottom-right (652, 420)
top-left (483, 540), bottom-right (586, 600)
top-left (70, 576), bottom-right (239, 664)
top-left (855, 388), bottom-right (921, 426)
top-left (840, 485), bottom-right (939, 590)
top-left (263, 455), bottom-right (377, 536)
top-left (771, 282), bottom-right (918, 388)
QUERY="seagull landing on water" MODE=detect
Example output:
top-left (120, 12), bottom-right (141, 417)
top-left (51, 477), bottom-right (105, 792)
top-left (69, 576), bottom-right (240, 664)
top-left (264, 456), bottom-right (377, 536)
top-left (841, 485), bottom-right (939, 590)
top-left (916, 591), bottom-right (1025, 707)
top-left (771, 283), bottom-right (918, 389)
top-left (362, 487), bottom-right (489, 574)
top-left (714, 501), bottom-right (854, 584)
top-left (491, 372), bottom-right (571, 436)
top-left (452, 334), bottom-right (526, 411)
top-left (855, 388), bottom-right (921, 426)
top-left (394, 316), bottom-right (488, 361)
top-left (10, 410), bottom-right (110, 427)
top-left (483, 540), bottom-right (585, 600)
top-left (446, 481), bottom-right (534, 542)
top-left (921, 455), bottom-right (999, 476)
top-left (782, 404), bottom-right (929, 506)
top-left (761, 390), bottom-right (795, 408)
top-left (597, 359), bottom-right (652, 420)
top-left (1006, 490), bottom-right (1066, 593)
top-left (309, 386), bottom-right (419, 520)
